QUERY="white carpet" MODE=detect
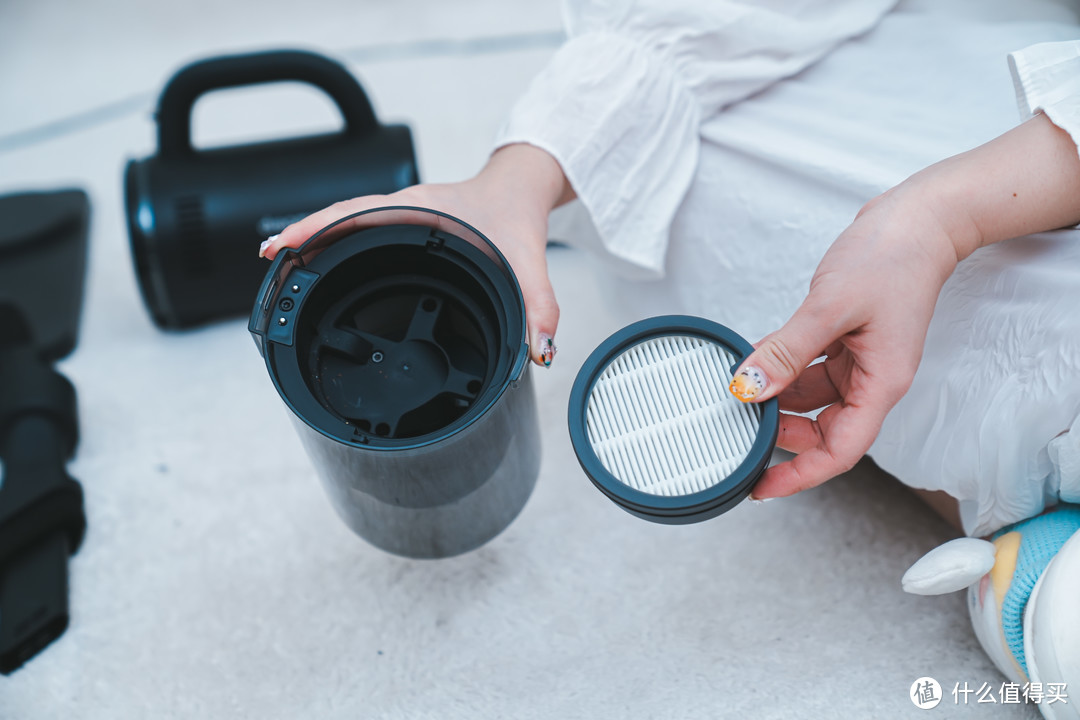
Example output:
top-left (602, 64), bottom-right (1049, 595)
top-left (0, 1), bottom-right (1039, 717)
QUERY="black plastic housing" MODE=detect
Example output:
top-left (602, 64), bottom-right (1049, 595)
top-left (251, 207), bottom-right (539, 558)
top-left (0, 190), bottom-right (88, 360)
top-left (0, 189), bottom-right (89, 674)
top-left (125, 49), bottom-right (419, 329)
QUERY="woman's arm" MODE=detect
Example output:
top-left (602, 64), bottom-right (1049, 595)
top-left (922, 111), bottom-right (1080, 261)
top-left (735, 113), bottom-right (1080, 499)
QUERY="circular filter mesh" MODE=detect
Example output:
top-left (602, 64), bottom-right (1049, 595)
top-left (569, 316), bottom-right (778, 524)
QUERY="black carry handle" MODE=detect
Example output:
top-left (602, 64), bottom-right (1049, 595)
top-left (156, 49), bottom-right (380, 157)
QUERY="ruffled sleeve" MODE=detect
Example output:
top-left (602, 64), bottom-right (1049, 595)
top-left (494, 0), bottom-right (897, 277)
top-left (1009, 40), bottom-right (1080, 159)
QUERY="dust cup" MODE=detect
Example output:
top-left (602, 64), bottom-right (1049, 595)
top-left (250, 207), bottom-right (540, 558)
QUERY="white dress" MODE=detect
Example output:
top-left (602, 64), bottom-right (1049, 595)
top-left (494, 0), bottom-right (1080, 536)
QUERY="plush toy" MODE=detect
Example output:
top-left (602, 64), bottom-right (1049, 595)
top-left (903, 504), bottom-right (1080, 719)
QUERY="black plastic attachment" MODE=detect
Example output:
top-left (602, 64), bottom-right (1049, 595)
top-left (0, 190), bottom-right (88, 359)
top-left (0, 190), bottom-right (89, 673)
top-left (568, 315), bottom-right (778, 524)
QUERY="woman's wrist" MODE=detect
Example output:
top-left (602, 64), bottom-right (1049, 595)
top-left (473, 144), bottom-right (574, 218)
top-left (898, 113), bottom-right (1080, 265)
top-left (892, 160), bottom-right (985, 269)
top-left (855, 179), bottom-right (965, 286)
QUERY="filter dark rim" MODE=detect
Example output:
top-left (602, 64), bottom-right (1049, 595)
top-left (567, 315), bottom-right (779, 524)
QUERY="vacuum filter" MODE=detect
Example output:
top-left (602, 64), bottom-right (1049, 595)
top-left (568, 316), bottom-right (778, 524)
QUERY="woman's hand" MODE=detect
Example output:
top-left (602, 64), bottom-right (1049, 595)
top-left (260, 143), bottom-right (574, 367)
top-left (732, 113), bottom-right (1080, 499)
top-left (729, 185), bottom-right (962, 498)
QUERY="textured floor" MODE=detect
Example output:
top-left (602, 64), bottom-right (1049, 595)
top-left (0, 1), bottom-right (1040, 718)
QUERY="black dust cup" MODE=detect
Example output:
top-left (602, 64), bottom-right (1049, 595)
top-left (250, 207), bottom-right (539, 558)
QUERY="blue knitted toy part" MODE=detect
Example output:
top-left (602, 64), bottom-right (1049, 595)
top-left (992, 503), bottom-right (1080, 677)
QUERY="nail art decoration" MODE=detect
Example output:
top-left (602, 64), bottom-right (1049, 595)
top-left (539, 334), bottom-right (556, 367)
top-left (729, 365), bottom-right (767, 402)
top-left (259, 234), bottom-right (280, 258)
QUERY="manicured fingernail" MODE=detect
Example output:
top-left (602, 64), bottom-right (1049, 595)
top-left (729, 365), bottom-right (767, 402)
top-left (539, 334), bottom-right (556, 367)
top-left (259, 234), bottom-right (279, 258)
top-left (747, 495), bottom-right (773, 505)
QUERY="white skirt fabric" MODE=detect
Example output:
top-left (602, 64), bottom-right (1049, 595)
top-left (547, 0), bottom-right (1080, 536)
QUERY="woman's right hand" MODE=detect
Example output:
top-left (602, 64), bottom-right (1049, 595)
top-left (734, 112), bottom-right (1080, 499)
top-left (259, 143), bottom-right (573, 368)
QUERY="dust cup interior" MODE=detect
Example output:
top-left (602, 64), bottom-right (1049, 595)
top-left (252, 206), bottom-right (528, 450)
top-left (568, 316), bottom-right (778, 524)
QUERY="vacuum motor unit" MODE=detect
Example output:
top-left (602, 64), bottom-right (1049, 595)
top-left (125, 49), bottom-right (419, 329)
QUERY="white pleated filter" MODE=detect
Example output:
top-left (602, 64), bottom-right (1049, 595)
top-left (585, 335), bottom-right (762, 497)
